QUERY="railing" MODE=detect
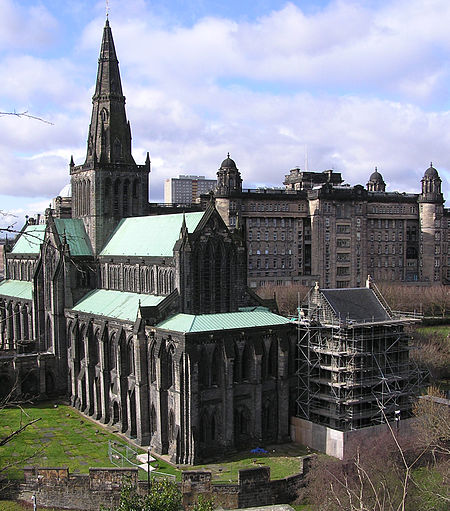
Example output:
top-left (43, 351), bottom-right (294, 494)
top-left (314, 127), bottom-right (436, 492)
top-left (108, 440), bottom-right (139, 468)
top-left (108, 440), bottom-right (175, 481)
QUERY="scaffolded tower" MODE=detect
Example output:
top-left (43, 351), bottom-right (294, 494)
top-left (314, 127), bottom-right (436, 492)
top-left (297, 277), bottom-right (424, 431)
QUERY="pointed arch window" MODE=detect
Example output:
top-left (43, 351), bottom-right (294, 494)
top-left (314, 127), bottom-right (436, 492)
top-left (113, 179), bottom-right (120, 215)
top-left (211, 345), bottom-right (222, 386)
top-left (242, 343), bottom-right (252, 382)
top-left (150, 343), bottom-right (157, 383)
top-left (104, 178), bottom-right (112, 215)
top-left (123, 179), bottom-right (130, 216)
top-left (113, 138), bottom-right (122, 159)
top-left (109, 334), bottom-right (117, 370)
top-left (167, 345), bottom-right (175, 388)
top-left (100, 108), bottom-right (108, 123)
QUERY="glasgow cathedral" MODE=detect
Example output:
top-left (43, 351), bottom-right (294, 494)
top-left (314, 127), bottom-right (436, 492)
top-left (0, 20), bottom-right (297, 464)
top-left (0, 19), bottom-right (444, 463)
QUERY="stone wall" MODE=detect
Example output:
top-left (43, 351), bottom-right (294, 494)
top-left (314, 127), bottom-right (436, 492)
top-left (16, 467), bottom-right (137, 511)
top-left (291, 416), bottom-right (417, 459)
top-left (13, 458), bottom-right (313, 511)
top-left (182, 457), bottom-right (313, 510)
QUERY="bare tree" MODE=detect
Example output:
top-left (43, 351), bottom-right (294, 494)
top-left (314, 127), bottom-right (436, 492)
top-left (0, 110), bottom-right (53, 125)
top-left (301, 399), bottom-right (449, 511)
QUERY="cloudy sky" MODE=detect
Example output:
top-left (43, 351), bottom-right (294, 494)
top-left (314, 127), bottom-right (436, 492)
top-left (1, 0), bottom-right (450, 230)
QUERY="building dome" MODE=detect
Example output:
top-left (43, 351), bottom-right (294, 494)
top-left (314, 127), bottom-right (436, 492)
top-left (58, 183), bottom-right (72, 197)
top-left (366, 167), bottom-right (386, 192)
top-left (220, 153), bottom-right (237, 169)
top-left (424, 163), bottom-right (439, 179)
top-left (369, 169), bottom-right (384, 182)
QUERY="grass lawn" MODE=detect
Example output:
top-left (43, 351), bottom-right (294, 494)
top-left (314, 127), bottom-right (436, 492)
top-left (182, 444), bottom-right (311, 483)
top-left (0, 402), bottom-right (175, 481)
top-left (1, 402), bottom-right (310, 486)
top-left (417, 325), bottom-right (450, 338)
top-left (0, 501), bottom-right (75, 511)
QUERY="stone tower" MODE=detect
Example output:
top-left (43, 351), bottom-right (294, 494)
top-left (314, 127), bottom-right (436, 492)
top-left (70, 19), bottom-right (150, 254)
top-left (216, 154), bottom-right (243, 196)
top-left (366, 167), bottom-right (386, 192)
top-left (418, 163), bottom-right (444, 282)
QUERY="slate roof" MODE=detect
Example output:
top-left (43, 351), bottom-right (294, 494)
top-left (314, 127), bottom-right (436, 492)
top-left (72, 289), bottom-right (166, 322)
top-left (0, 280), bottom-right (33, 300)
top-left (156, 310), bottom-right (291, 333)
top-left (54, 219), bottom-right (93, 256)
top-left (321, 288), bottom-right (391, 323)
top-left (11, 224), bottom-right (46, 254)
top-left (100, 211), bottom-right (205, 257)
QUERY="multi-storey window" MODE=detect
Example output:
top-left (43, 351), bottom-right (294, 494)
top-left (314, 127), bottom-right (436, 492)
top-left (337, 225), bottom-right (350, 234)
top-left (337, 239), bottom-right (350, 248)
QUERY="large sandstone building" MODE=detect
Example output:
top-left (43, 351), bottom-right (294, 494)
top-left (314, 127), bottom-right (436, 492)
top-left (214, 161), bottom-right (449, 289)
top-left (0, 19), bottom-right (425, 463)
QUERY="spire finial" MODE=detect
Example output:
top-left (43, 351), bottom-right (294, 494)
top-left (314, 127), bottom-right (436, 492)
top-left (227, 152), bottom-right (230, 158)
top-left (375, 166), bottom-right (377, 171)
top-left (430, 161), bottom-right (433, 167)
top-left (106, 0), bottom-right (109, 19)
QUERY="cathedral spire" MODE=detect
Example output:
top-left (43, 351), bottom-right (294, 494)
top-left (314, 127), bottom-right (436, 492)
top-left (85, 19), bottom-right (134, 165)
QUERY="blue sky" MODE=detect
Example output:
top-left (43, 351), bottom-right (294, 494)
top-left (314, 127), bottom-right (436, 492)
top-left (1, 0), bottom-right (449, 229)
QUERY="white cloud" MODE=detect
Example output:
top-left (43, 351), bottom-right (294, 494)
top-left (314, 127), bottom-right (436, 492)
top-left (0, 0), bottom-right (59, 51)
top-left (1, 0), bottom-right (449, 212)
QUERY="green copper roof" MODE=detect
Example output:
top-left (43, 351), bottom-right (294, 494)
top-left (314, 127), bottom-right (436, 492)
top-left (54, 219), bottom-right (93, 256)
top-left (100, 211), bottom-right (205, 257)
top-left (11, 224), bottom-right (46, 254)
top-left (156, 310), bottom-right (291, 333)
top-left (0, 280), bottom-right (33, 300)
top-left (72, 289), bottom-right (166, 322)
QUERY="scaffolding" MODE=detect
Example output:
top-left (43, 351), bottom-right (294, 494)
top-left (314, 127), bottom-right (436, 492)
top-left (296, 285), bottom-right (426, 431)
